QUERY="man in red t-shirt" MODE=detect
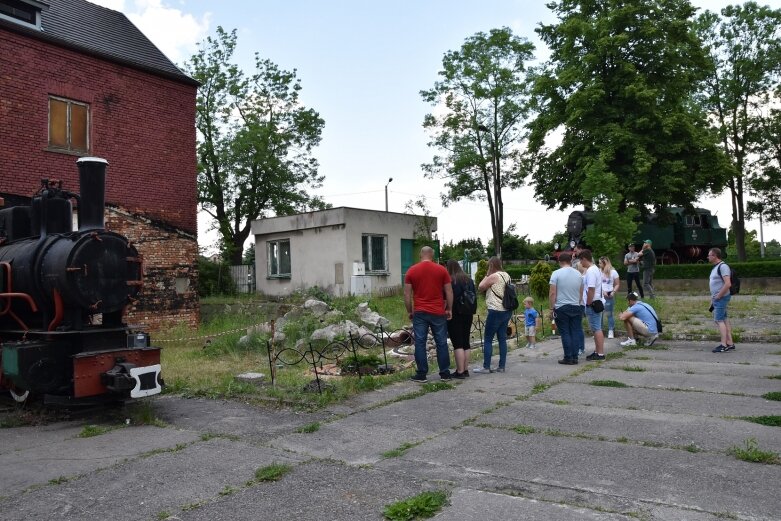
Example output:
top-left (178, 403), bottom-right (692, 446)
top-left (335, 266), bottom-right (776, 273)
top-left (404, 246), bottom-right (453, 383)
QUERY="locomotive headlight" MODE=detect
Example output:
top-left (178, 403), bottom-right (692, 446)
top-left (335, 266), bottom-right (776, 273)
top-left (554, 242), bottom-right (560, 250)
top-left (570, 240), bottom-right (576, 249)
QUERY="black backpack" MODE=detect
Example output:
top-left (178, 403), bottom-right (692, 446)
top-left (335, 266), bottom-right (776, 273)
top-left (492, 273), bottom-right (519, 311)
top-left (718, 263), bottom-right (740, 295)
top-left (455, 280), bottom-right (478, 315)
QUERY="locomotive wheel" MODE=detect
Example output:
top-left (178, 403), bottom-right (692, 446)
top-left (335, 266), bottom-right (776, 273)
top-left (660, 250), bottom-right (679, 265)
top-left (9, 388), bottom-right (29, 403)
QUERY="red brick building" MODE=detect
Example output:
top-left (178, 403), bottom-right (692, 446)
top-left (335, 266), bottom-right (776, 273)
top-left (0, 0), bottom-right (199, 329)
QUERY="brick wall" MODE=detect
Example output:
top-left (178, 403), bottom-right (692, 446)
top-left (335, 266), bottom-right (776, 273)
top-left (0, 29), bottom-right (197, 233)
top-left (0, 27), bottom-right (200, 330)
top-left (106, 206), bottom-right (199, 331)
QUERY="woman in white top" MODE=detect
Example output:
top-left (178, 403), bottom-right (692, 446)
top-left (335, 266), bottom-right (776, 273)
top-left (475, 256), bottom-right (513, 373)
top-left (599, 256), bottom-right (620, 338)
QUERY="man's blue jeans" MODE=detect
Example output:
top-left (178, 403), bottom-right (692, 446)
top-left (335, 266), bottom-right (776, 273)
top-left (482, 309), bottom-right (512, 369)
top-left (413, 311), bottom-right (451, 376)
top-left (555, 304), bottom-right (584, 360)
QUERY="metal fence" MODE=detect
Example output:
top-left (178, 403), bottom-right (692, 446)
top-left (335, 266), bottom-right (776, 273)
top-left (229, 265), bottom-right (255, 293)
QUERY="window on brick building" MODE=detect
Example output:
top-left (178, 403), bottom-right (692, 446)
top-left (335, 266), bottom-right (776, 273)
top-left (48, 96), bottom-right (89, 153)
top-left (362, 234), bottom-right (388, 273)
top-left (267, 239), bottom-right (291, 278)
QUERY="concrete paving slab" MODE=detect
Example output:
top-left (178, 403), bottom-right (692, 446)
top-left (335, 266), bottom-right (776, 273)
top-left (478, 400), bottom-right (781, 453)
top-left (571, 367), bottom-right (781, 396)
top-left (0, 437), bottom-right (305, 521)
top-left (437, 488), bottom-right (635, 520)
top-left (605, 359), bottom-right (781, 378)
top-left (153, 395), bottom-right (330, 440)
top-left (176, 460), bottom-right (430, 521)
top-left (529, 382), bottom-right (781, 417)
top-left (616, 342), bottom-right (781, 365)
top-left (376, 426), bottom-right (781, 520)
top-left (0, 425), bottom-right (200, 495)
top-left (0, 421), bottom-right (84, 455)
top-left (269, 388), bottom-right (500, 464)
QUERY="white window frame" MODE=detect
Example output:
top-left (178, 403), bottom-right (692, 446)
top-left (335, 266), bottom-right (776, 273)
top-left (0, 0), bottom-right (46, 30)
top-left (267, 239), bottom-right (291, 279)
top-left (362, 234), bottom-right (388, 274)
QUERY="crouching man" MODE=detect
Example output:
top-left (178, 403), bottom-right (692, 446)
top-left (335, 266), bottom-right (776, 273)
top-left (618, 292), bottom-right (659, 346)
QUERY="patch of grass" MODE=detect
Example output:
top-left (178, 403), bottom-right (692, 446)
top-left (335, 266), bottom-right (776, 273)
top-left (181, 500), bottom-right (206, 511)
top-left (590, 380), bottom-right (628, 388)
top-left (512, 425), bottom-right (536, 435)
top-left (605, 352), bottom-right (625, 361)
top-left (0, 415), bottom-right (27, 428)
top-left (685, 443), bottom-right (702, 453)
top-left (770, 351), bottom-right (781, 356)
top-left (218, 485), bottom-right (238, 496)
top-left (762, 391), bottom-right (781, 401)
top-left (125, 402), bottom-right (167, 427)
top-left (728, 438), bottom-right (779, 464)
top-left (531, 382), bottom-right (551, 394)
top-left (550, 400), bottom-right (569, 405)
top-left (621, 366), bottom-right (646, 372)
top-left (421, 381), bottom-right (453, 392)
top-left (254, 463), bottom-right (292, 482)
top-left (766, 374), bottom-right (781, 380)
top-left (616, 436), bottom-right (629, 443)
top-left (632, 356), bottom-right (652, 360)
top-left (78, 424), bottom-right (115, 438)
top-left (296, 422), bottom-right (321, 433)
top-left (382, 441), bottom-right (421, 458)
top-left (156, 512), bottom-right (171, 520)
top-left (383, 490), bottom-right (449, 521)
top-left (740, 415), bottom-right (781, 427)
top-left (48, 476), bottom-right (72, 485)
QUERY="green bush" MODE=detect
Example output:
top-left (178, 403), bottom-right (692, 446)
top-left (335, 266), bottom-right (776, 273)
top-left (197, 256), bottom-right (237, 296)
top-left (529, 261), bottom-right (553, 301)
top-left (475, 259), bottom-right (488, 287)
top-left (613, 260), bottom-right (781, 279)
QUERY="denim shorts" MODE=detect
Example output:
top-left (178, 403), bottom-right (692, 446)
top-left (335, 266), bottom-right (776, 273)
top-left (585, 306), bottom-right (603, 332)
top-left (712, 295), bottom-right (731, 322)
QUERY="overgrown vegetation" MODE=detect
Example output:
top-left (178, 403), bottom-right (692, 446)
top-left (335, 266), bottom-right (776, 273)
top-left (728, 438), bottom-right (779, 464)
top-left (383, 490), bottom-right (449, 521)
top-left (740, 416), bottom-right (781, 427)
top-left (253, 463), bottom-right (292, 482)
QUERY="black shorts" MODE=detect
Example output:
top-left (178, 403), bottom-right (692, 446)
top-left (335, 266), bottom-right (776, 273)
top-left (448, 314), bottom-right (473, 349)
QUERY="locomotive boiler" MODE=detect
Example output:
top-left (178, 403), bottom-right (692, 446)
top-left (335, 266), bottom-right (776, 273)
top-left (0, 158), bottom-right (161, 404)
top-left (559, 207), bottom-right (728, 263)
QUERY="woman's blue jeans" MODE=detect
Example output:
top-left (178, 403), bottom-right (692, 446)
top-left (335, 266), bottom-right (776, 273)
top-left (603, 296), bottom-right (615, 331)
top-left (483, 309), bottom-right (512, 369)
top-left (555, 304), bottom-right (584, 360)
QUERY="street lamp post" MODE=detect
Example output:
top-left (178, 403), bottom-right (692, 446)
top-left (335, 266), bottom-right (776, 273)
top-left (385, 177), bottom-right (393, 212)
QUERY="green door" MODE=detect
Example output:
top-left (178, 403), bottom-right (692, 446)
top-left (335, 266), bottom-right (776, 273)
top-left (400, 239), bottom-right (415, 284)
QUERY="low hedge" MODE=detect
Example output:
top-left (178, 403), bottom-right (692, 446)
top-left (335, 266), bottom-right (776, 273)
top-left (504, 260), bottom-right (781, 279)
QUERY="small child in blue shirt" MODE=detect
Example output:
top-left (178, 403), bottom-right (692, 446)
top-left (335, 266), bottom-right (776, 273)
top-left (523, 296), bottom-right (538, 348)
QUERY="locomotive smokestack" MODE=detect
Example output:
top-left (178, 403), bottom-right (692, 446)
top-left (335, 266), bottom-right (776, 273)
top-left (76, 157), bottom-right (108, 231)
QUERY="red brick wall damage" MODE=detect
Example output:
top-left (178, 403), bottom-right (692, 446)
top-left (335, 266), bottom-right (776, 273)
top-left (106, 206), bottom-right (199, 331)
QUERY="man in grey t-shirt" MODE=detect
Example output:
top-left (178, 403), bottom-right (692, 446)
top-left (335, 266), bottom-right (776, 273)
top-left (623, 244), bottom-right (642, 297)
top-left (708, 247), bottom-right (734, 353)
top-left (639, 239), bottom-right (656, 298)
top-left (549, 252), bottom-right (584, 365)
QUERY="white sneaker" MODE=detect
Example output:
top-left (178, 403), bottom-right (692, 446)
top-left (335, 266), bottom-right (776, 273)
top-left (647, 334), bottom-right (659, 346)
top-left (620, 338), bottom-right (636, 346)
top-left (472, 366), bottom-right (491, 374)
top-left (608, 330), bottom-right (614, 339)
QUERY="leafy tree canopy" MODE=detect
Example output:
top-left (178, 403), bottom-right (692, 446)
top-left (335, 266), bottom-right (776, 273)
top-left (185, 27), bottom-right (328, 264)
top-left (529, 0), bottom-right (729, 221)
top-left (421, 27), bottom-right (535, 257)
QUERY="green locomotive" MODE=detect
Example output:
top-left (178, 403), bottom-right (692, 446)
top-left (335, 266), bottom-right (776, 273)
top-left (562, 207), bottom-right (728, 263)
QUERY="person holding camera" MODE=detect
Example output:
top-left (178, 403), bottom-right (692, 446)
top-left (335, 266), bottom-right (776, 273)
top-left (619, 292), bottom-right (659, 346)
top-left (599, 256), bottom-right (620, 339)
top-left (580, 250), bottom-right (606, 361)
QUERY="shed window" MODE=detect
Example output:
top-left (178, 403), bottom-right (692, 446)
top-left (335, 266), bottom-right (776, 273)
top-left (267, 239), bottom-right (291, 278)
top-left (49, 96), bottom-right (89, 153)
top-left (362, 234), bottom-right (388, 273)
top-left (0, 0), bottom-right (42, 28)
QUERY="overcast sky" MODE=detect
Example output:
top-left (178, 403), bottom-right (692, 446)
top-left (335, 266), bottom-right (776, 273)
top-left (88, 0), bottom-right (781, 254)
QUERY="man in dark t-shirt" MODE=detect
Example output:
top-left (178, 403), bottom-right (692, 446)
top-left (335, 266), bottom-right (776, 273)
top-left (404, 246), bottom-right (453, 383)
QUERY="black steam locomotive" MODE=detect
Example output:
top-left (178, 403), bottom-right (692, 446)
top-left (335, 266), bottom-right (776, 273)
top-left (0, 158), bottom-right (161, 404)
top-left (560, 207), bottom-right (728, 263)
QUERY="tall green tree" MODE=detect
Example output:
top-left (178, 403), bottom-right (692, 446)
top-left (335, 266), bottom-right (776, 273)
top-left (747, 91), bottom-right (781, 224)
top-left (695, 2), bottom-right (781, 261)
top-left (421, 28), bottom-right (535, 258)
top-left (185, 27), bottom-right (327, 264)
top-left (528, 0), bottom-right (728, 251)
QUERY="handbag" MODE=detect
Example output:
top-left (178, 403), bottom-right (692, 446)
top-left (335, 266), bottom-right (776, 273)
top-left (590, 299), bottom-right (605, 313)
